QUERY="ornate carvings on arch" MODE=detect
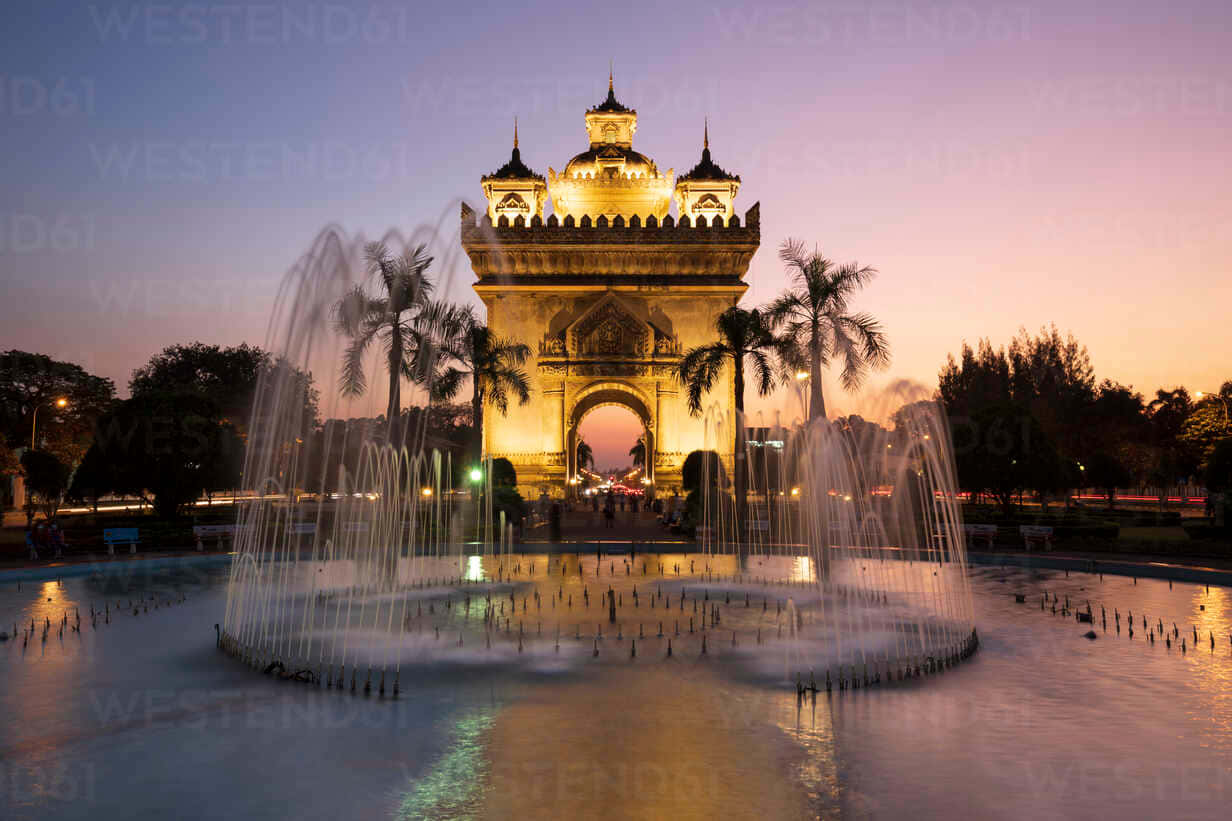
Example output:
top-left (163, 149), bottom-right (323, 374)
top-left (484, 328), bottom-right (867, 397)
top-left (573, 362), bottom-right (647, 377)
top-left (539, 333), bottom-right (566, 356)
top-left (570, 297), bottom-right (649, 357)
top-left (654, 450), bottom-right (685, 464)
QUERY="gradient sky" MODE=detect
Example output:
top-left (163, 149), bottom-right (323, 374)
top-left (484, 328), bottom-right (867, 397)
top-left (2, 0), bottom-right (1229, 469)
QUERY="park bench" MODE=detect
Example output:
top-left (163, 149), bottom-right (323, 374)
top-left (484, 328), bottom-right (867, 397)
top-left (962, 524), bottom-right (999, 549)
top-left (1020, 525), bottom-right (1054, 552)
top-left (192, 524), bottom-right (247, 552)
top-left (103, 527), bottom-right (139, 556)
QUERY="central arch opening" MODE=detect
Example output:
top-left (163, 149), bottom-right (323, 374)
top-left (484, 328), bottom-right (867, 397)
top-left (565, 384), bottom-right (656, 500)
top-left (577, 405), bottom-right (643, 475)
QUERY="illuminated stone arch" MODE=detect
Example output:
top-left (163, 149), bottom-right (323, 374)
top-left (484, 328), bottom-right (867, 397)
top-left (565, 381), bottom-right (656, 481)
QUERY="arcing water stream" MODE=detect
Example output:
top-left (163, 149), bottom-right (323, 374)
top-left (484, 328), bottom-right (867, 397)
top-left (221, 226), bottom-right (977, 694)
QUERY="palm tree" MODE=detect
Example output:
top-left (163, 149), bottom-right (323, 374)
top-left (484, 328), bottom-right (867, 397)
top-left (629, 436), bottom-right (646, 469)
top-left (333, 242), bottom-right (443, 431)
top-left (677, 306), bottom-right (780, 519)
top-left (771, 238), bottom-right (890, 421)
top-left (429, 308), bottom-right (532, 464)
top-left (577, 439), bottom-right (594, 472)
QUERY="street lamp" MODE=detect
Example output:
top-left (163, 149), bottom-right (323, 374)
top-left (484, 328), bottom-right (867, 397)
top-left (1196, 391), bottom-right (1231, 424)
top-left (30, 397), bottom-right (68, 450)
top-left (469, 468), bottom-right (483, 484)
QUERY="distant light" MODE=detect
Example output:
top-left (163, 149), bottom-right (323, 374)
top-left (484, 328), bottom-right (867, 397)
top-left (469, 468), bottom-right (483, 483)
top-left (843, 494), bottom-right (852, 502)
top-left (55, 397), bottom-right (68, 408)
top-left (923, 434), bottom-right (930, 440)
top-left (790, 487), bottom-right (800, 497)
top-left (421, 487), bottom-right (433, 497)
top-left (795, 371), bottom-right (809, 381)
top-left (886, 443), bottom-right (893, 449)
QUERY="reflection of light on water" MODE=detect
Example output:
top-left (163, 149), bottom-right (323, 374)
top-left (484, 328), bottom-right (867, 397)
top-left (465, 555), bottom-right (484, 582)
top-left (397, 708), bottom-right (495, 819)
top-left (768, 690), bottom-right (842, 815)
top-left (793, 556), bottom-right (813, 583)
top-left (1187, 585), bottom-right (1232, 744)
top-left (30, 580), bottom-right (78, 625)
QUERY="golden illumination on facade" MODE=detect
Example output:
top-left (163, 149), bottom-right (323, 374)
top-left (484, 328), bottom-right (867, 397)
top-left (464, 75), bottom-right (760, 497)
top-left (545, 75), bottom-right (673, 221)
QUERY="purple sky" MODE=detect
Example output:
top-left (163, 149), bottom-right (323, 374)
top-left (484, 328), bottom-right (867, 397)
top-left (2, 0), bottom-right (1229, 469)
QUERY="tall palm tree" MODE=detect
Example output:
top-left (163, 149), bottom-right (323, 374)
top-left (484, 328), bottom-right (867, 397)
top-left (629, 436), bottom-right (646, 469)
top-left (577, 439), bottom-right (594, 472)
top-left (333, 242), bottom-right (443, 431)
top-left (677, 306), bottom-right (780, 519)
top-left (429, 307), bottom-right (532, 464)
top-left (771, 238), bottom-right (890, 421)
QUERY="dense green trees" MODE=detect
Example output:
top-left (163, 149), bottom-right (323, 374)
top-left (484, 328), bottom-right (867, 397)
top-left (73, 392), bottom-right (243, 518)
top-left (0, 350), bottom-right (115, 468)
top-left (21, 449), bottom-right (71, 521)
top-left (66, 343), bottom-right (308, 518)
top-left (939, 328), bottom-right (1228, 508)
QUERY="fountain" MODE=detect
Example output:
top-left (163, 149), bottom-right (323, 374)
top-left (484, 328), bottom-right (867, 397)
top-left (219, 223), bottom-right (977, 692)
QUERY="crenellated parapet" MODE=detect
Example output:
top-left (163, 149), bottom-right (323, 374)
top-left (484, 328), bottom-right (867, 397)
top-left (461, 200), bottom-right (760, 281)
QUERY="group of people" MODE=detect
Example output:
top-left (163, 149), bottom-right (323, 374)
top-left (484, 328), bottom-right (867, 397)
top-left (25, 521), bottom-right (66, 560)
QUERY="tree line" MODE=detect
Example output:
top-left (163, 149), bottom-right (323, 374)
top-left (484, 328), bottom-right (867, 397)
top-left (938, 328), bottom-right (1231, 511)
top-left (4, 234), bottom-right (1226, 528)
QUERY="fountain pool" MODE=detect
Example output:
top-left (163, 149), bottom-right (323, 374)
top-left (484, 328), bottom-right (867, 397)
top-left (3, 554), bottom-right (1232, 820)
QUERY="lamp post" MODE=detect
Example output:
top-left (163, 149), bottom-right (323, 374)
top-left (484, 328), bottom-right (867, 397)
top-left (30, 397), bottom-right (68, 450)
top-left (1195, 391), bottom-right (1231, 424)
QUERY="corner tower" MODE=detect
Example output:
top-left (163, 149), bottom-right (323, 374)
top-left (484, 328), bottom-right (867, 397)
top-left (481, 120), bottom-right (547, 225)
top-left (674, 121), bottom-right (741, 225)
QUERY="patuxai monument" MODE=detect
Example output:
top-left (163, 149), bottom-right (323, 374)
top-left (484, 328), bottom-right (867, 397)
top-left (461, 76), bottom-right (760, 496)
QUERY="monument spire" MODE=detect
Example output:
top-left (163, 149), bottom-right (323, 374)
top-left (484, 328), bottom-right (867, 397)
top-left (514, 115), bottom-right (519, 150)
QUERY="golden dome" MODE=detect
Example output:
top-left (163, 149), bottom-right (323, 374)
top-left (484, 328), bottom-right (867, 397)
top-left (562, 145), bottom-right (661, 181)
top-left (547, 77), bottom-right (674, 221)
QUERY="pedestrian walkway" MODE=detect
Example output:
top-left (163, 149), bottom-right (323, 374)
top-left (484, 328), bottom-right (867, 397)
top-left (525, 509), bottom-right (684, 544)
